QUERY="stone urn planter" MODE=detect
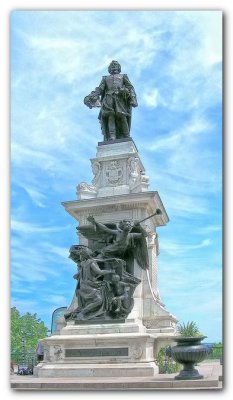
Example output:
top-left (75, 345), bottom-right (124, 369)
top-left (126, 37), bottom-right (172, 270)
top-left (170, 336), bottom-right (211, 380)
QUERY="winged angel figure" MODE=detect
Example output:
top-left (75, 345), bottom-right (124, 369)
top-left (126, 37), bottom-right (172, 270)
top-left (78, 215), bottom-right (149, 271)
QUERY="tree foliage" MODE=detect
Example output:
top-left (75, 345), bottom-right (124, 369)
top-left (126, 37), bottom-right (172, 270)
top-left (11, 307), bottom-right (48, 359)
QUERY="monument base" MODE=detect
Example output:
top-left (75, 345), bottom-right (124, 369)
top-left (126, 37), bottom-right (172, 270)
top-left (33, 321), bottom-right (159, 378)
top-left (34, 362), bottom-right (158, 378)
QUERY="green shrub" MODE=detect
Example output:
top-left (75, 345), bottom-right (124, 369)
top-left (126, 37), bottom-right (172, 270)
top-left (156, 347), bottom-right (181, 374)
top-left (177, 321), bottom-right (203, 337)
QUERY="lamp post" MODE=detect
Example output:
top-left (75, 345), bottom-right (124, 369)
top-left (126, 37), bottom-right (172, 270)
top-left (164, 346), bottom-right (171, 373)
top-left (21, 331), bottom-right (26, 365)
top-left (22, 336), bottom-right (26, 364)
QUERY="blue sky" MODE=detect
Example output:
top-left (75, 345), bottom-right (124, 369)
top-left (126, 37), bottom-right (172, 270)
top-left (10, 10), bottom-right (222, 342)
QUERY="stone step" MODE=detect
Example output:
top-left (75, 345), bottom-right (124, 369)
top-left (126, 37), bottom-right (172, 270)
top-left (11, 375), bottom-right (220, 390)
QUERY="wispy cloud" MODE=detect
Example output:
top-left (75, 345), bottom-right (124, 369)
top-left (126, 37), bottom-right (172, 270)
top-left (11, 220), bottom-right (71, 233)
top-left (142, 88), bottom-right (164, 108)
top-left (44, 294), bottom-right (69, 305)
top-left (145, 116), bottom-right (212, 152)
top-left (198, 225), bottom-right (222, 235)
top-left (45, 244), bottom-right (69, 259)
top-left (23, 186), bottom-right (47, 208)
top-left (161, 238), bottom-right (212, 256)
top-left (11, 298), bottom-right (40, 313)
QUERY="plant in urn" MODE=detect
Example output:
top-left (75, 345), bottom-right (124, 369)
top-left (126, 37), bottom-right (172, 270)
top-left (169, 321), bottom-right (212, 380)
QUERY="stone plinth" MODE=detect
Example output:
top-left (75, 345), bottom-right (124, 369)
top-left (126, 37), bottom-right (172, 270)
top-left (77, 138), bottom-right (149, 199)
top-left (34, 321), bottom-right (158, 378)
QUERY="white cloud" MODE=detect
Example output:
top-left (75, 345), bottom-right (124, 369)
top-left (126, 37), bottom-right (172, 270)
top-left (11, 298), bottom-right (39, 314)
top-left (198, 225), bottom-right (222, 235)
top-left (145, 116), bottom-right (212, 152)
top-left (19, 12), bottom-right (161, 85)
top-left (193, 11), bottom-right (222, 67)
top-left (11, 219), bottom-right (71, 234)
top-left (44, 294), bottom-right (68, 304)
top-left (165, 192), bottom-right (208, 217)
top-left (159, 260), bottom-right (221, 301)
top-left (11, 143), bottom-right (60, 170)
top-left (161, 238), bottom-right (212, 256)
top-left (11, 263), bottom-right (49, 283)
top-left (42, 243), bottom-right (69, 259)
top-left (23, 186), bottom-right (47, 208)
top-left (142, 88), bottom-right (162, 108)
top-left (139, 113), bottom-right (221, 218)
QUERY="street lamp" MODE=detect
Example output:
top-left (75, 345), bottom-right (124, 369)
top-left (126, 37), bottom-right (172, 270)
top-left (21, 331), bottom-right (26, 365)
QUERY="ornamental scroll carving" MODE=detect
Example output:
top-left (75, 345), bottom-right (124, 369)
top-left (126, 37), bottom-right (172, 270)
top-left (77, 182), bottom-right (96, 192)
top-left (128, 157), bottom-right (140, 185)
top-left (91, 161), bottom-right (102, 186)
top-left (53, 345), bottom-right (64, 361)
top-left (130, 344), bottom-right (143, 359)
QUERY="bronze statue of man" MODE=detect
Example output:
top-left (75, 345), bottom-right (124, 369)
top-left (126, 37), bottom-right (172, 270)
top-left (84, 60), bottom-right (138, 141)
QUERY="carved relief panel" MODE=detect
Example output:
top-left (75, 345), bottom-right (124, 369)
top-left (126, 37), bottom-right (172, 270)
top-left (105, 160), bottom-right (124, 186)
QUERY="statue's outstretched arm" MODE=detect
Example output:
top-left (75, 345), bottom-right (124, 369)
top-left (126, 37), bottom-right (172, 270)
top-left (87, 215), bottom-right (118, 235)
top-left (131, 232), bottom-right (143, 238)
top-left (84, 78), bottom-right (105, 108)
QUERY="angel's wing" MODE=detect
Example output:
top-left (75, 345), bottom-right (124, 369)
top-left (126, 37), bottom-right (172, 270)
top-left (129, 225), bottom-right (149, 270)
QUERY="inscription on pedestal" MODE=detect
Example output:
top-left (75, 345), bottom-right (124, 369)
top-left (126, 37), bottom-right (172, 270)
top-left (65, 347), bottom-right (128, 358)
top-left (74, 319), bottom-right (125, 325)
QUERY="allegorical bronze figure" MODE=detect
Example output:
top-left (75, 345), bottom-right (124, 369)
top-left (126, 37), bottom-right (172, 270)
top-left (84, 60), bottom-right (138, 141)
top-left (65, 211), bottom-right (162, 322)
top-left (64, 244), bottom-right (140, 321)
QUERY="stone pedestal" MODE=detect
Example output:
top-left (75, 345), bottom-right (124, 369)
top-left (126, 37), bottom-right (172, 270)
top-left (34, 321), bottom-right (158, 378)
top-left (37, 137), bottom-right (177, 379)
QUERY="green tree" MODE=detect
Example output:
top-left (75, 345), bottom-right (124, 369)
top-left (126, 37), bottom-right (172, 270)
top-left (211, 342), bottom-right (223, 360)
top-left (11, 307), bottom-right (48, 361)
top-left (11, 307), bottom-right (22, 354)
